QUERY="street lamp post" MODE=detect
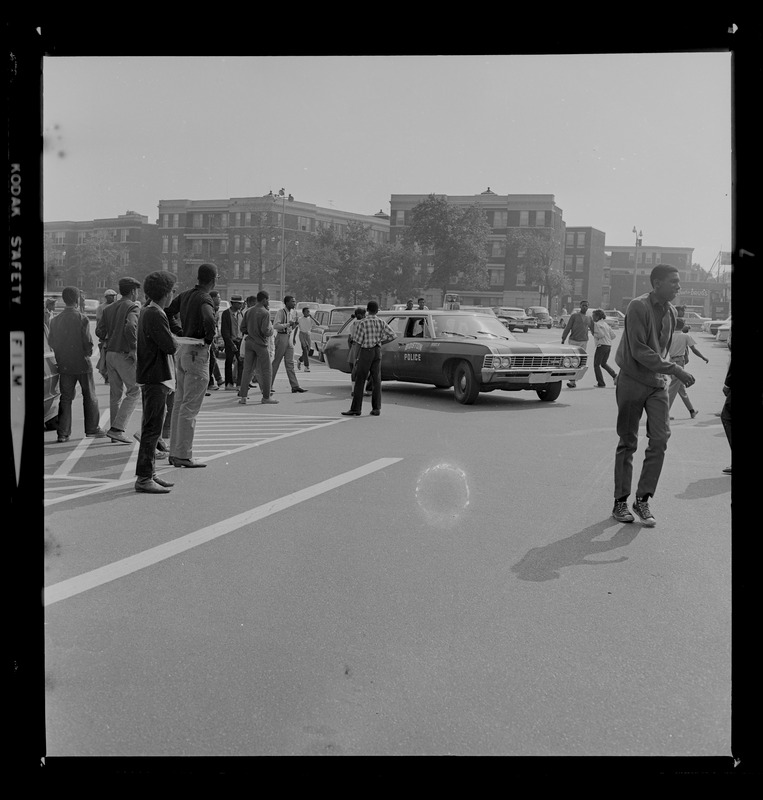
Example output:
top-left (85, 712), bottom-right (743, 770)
top-left (268, 188), bottom-right (294, 301)
top-left (631, 226), bottom-right (643, 304)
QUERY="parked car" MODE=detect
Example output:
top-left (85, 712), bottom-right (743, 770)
top-left (708, 316), bottom-right (730, 337)
top-left (556, 308), bottom-right (591, 328)
top-left (492, 307), bottom-right (536, 332)
top-left (716, 318), bottom-right (731, 343)
top-left (44, 292), bottom-right (66, 313)
top-left (603, 310), bottom-right (625, 328)
top-left (309, 306), bottom-right (356, 361)
top-left (82, 299), bottom-right (100, 319)
top-left (682, 310), bottom-right (712, 328)
top-left (323, 309), bottom-right (588, 404)
top-left (44, 325), bottom-right (60, 429)
top-left (525, 306), bottom-right (554, 328)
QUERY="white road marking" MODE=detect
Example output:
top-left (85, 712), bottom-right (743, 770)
top-left (44, 414), bottom-right (348, 506)
top-left (44, 457), bottom-right (403, 606)
top-left (119, 442), bottom-right (140, 481)
top-left (51, 411), bottom-right (111, 477)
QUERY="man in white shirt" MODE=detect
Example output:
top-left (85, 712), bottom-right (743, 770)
top-left (296, 307), bottom-right (317, 372)
top-left (270, 295), bottom-right (307, 393)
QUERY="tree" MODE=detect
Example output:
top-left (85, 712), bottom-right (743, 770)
top-left (334, 220), bottom-right (374, 303)
top-left (402, 195), bottom-right (491, 290)
top-left (289, 227), bottom-right (340, 303)
top-left (366, 241), bottom-right (420, 304)
top-left (71, 231), bottom-right (122, 292)
top-left (506, 228), bottom-right (564, 306)
top-left (244, 211), bottom-right (288, 292)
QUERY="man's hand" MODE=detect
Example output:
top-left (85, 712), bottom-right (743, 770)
top-left (674, 367), bottom-right (695, 387)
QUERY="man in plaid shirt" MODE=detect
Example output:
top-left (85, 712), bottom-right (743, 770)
top-left (341, 300), bottom-right (397, 417)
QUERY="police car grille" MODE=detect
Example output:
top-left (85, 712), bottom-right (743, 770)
top-left (484, 354), bottom-right (587, 368)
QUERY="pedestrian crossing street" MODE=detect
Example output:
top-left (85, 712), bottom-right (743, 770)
top-left (44, 410), bottom-right (346, 505)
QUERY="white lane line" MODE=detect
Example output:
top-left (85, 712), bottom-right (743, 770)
top-left (44, 457), bottom-right (403, 606)
top-left (51, 410), bottom-right (111, 477)
top-left (119, 442), bottom-right (140, 481)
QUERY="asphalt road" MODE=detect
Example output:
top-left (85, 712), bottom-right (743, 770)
top-left (43, 327), bottom-right (732, 757)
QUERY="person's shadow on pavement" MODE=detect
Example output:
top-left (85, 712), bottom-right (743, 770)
top-left (511, 519), bottom-right (640, 582)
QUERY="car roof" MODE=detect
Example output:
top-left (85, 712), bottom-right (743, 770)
top-left (380, 309), bottom-right (496, 316)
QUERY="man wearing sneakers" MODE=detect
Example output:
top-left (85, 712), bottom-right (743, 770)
top-left (612, 264), bottom-right (695, 526)
top-left (561, 300), bottom-right (594, 388)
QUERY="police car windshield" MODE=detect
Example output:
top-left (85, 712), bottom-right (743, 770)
top-left (435, 314), bottom-right (513, 340)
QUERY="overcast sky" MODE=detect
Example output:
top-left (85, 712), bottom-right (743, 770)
top-left (42, 53), bottom-right (732, 273)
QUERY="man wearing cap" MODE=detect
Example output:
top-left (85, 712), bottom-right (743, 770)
top-left (96, 276), bottom-right (142, 444)
top-left (44, 297), bottom-right (57, 331)
top-left (95, 288), bottom-right (118, 383)
top-left (164, 262), bottom-right (218, 467)
top-left (221, 293), bottom-right (245, 390)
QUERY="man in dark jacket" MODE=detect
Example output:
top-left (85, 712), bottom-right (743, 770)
top-left (135, 271), bottom-right (178, 493)
top-left (48, 286), bottom-right (107, 443)
top-left (95, 276), bottom-right (142, 443)
top-left (220, 294), bottom-right (245, 389)
top-left (164, 262), bottom-right (217, 467)
top-left (612, 264), bottom-right (695, 526)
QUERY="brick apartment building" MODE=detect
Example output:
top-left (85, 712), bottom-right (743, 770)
top-left (156, 195), bottom-right (390, 300)
top-left (561, 226), bottom-right (607, 314)
top-left (389, 189), bottom-right (566, 310)
top-left (44, 211), bottom-right (160, 297)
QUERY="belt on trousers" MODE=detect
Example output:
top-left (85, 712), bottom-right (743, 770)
top-left (361, 344), bottom-right (381, 349)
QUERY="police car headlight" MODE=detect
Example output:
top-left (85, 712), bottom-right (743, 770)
top-left (570, 356), bottom-right (580, 367)
top-left (498, 356), bottom-right (511, 368)
top-left (562, 356), bottom-right (572, 368)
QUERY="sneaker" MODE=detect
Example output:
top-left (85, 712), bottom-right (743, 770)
top-left (261, 397), bottom-right (279, 404)
top-left (85, 428), bottom-right (108, 438)
top-left (209, 384), bottom-right (220, 391)
top-left (297, 361), bottom-right (302, 370)
top-left (632, 498), bottom-right (656, 527)
top-left (304, 368), bottom-right (311, 372)
top-left (596, 384), bottom-right (606, 388)
top-left (56, 435), bottom-right (70, 443)
top-left (690, 409), bottom-right (698, 419)
top-left (238, 397), bottom-right (247, 404)
top-left (612, 501), bottom-right (635, 523)
top-left (224, 384), bottom-right (236, 391)
top-left (567, 381), bottom-right (576, 388)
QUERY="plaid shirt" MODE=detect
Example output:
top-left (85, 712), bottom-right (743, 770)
top-left (353, 314), bottom-right (398, 348)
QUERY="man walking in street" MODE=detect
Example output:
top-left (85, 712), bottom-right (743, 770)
top-left (221, 293), bottom-right (245, 390)
top-left (164, 262), bottom-right (218, 467)
top-left (612, 264), bottom-right (695, 526)
top-left (134, 271), bottom-right (178, 494)
top-left (48, 286), bottom-right (107, 443)
top-left (296, 306), bottom-right (317, 372)
top-left (561, 300), bottom-right (594, 388)
top-left (271, 295), bottom-right (307, 394)
top-left (341, 300), bottom-right (397, 417)
top-left (238, 290), bottom-right (278, 405)
top-left (667, 318), bottom-right (709, 419)
top-left (95, 276), bottom-right (142, 444)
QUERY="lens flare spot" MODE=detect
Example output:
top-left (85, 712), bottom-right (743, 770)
top-left (415, 463), bottom-right (470, 528)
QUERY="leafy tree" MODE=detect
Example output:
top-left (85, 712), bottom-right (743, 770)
top-left (366, 241), bottom-right (419, 303)
top-left (244, 211), bottom-right (287, 291)
top-left (506, 228), bottom-right (564, 306)
top-left (334, 220), bottom-right (374, 303)
top-left (289, 227), bottom-right (340, 303)
top-left (71, 231), bottom-right (122, 290)
top-left (402, 195), bottom-right (491, 290)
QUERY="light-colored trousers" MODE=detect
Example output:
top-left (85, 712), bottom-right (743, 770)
top-left (169, 344), bottom-right (210, 460)
top-left (105, 350), bottom-right (140, 432)
top-left (271, 333), bottom-right (299, 391)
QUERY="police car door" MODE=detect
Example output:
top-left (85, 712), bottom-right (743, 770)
top-left (393, 315), bottom-right (432, 381)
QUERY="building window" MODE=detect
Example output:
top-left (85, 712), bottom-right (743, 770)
top-left (52, 232), bottom-right (65, 244)
top-left (576, 231), bottom-right (586, 247)
top-left (519, 211), bottom-right (529, 227)
top-left (221, 214), bottom-right (228, 228)
top-left (490, 270), bottom-right (503, 286)
top-left (233, 261), bottom-right (240, 279)
top-left (565, 255), bottom-right (573, 269)
top-left (298, 216), bottom-right (311, 232)
top-left (96, 277), bottom-right (107, 289)
top-left (76, 275), bottom-right (85, 288)
top-left (243, 260), bottom-right (251, 279)
top-left (234, 235), bottom-right (240, 253)
top-left (244, 236), bottom-right (251, 252)
top-left (516, 266), bottom-right (526, 286)
top-left (574, 279), bottom-right (584, 296)
top-left (172, 236), bottom-right (178, 254)
top-left (120, 229), bottom-right (129, 243)
top-left (78, 232), bottom-right (89, 244)
top-left (221, 240), bottom-right (228, 255)
top-left (192, 241), bottom-right (202, 256)
top-left (162, 214), bottom-right (169, 228)
top-left (244, 212), bottom-right (251, 227)
top-left (54, 278), bottom-right (64, 288)
top-left (493, 210), bottom-right (508, 228)
top-left (162, 236), bottom-right (169, 254)
top-left (172, 261), bottom-right (178, 274)
top-left (535, 211), bottom-right (547, 227)
top-left (233, 212), bottom-right (241, 227)
top-left (193, 213), bottom-right (203, 229)
top-left (120, 250), bottom-right (130, 266)
top-left (395, 210), bottom-right (405, 226)
top-left (491, 241), bottom-right (506, 258)
top-left (173, 214), bottom-right (179, 228)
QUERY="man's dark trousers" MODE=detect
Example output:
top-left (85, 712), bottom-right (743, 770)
top-left (136, 383), bottom-right (169, 479)
top-left (58, 372), bottom-right (100, 438)
top-left (614, 372), bottom-right (671, 500)
top-left (350, 345), bottom-right (381, 413)
top-left (224, 341), bottom-right (242, 386)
